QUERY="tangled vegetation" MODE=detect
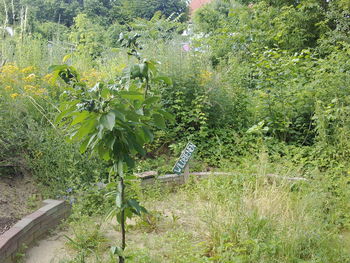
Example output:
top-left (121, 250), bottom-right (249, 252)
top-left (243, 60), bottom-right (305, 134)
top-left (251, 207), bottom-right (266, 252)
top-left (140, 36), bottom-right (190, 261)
top-left (1, 0), bottom-right (350, 262)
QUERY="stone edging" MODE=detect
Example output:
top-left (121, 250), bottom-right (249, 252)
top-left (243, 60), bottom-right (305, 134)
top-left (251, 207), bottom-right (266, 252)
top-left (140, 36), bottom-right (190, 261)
top-left (0, 199), bottom-right (71, 263)
top-left (139, 171), bottom-right (233, 186)
top-left (138, 171), bottom-right (308, 186)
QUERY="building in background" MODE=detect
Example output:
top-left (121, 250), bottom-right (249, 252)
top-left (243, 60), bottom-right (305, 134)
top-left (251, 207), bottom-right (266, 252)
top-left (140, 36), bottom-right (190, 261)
top-left (189, 0), bottom-right (213, 15)
top-left (181, 0), bottom-right (212, 51)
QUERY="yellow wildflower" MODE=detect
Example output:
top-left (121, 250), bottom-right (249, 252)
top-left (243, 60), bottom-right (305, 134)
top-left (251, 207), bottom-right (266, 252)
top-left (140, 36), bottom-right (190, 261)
top-left (23, 73), bottom-right (36, 83)
top-left (24, 85), bottom-right (36, 92)
top-left (81, 69), bottom-right (107, 86)
top-left (4, 86), bottom-right (12, 91)
top-left (21, 66), bottom-right (35, 74)
top-left (34, 88), bottom-right (47, 96)
top-left (10, 93), bottom-right (19, 99)
top-left (0, 64), bottom-right (19, 75)
top-left (23, 85), bottom-right (47, 96)
top-left (199, 70), bottom-right (213, 85)
top-left (42, 73), bottom-right (56, 86)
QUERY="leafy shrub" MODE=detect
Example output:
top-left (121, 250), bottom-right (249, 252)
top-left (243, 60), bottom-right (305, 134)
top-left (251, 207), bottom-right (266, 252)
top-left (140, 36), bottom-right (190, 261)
top-left (0, 63), bottom-right (106, 195)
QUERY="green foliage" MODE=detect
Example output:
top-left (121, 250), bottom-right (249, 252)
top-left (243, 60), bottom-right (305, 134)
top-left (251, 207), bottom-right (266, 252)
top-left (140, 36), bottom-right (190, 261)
top-left (272, 2), bottom-right (326, 51)
top-left (52, 62), bottom-right (170, 167)
top-left (194, 0), bottom-right (348, 63)
top-left (0, 72), bottom-right (103, 193)
top-left (187, 165), bottom-right (350, 263)
top-left (249, 49), bottom-right (317, 143)
top-left (51, 35), bottom-right (172, 260)
top-left (70, 183), bottom-right (112, 217)
top-left (2, 1), bottom-right (350, 261)
top-left (130, 12), bottom-right (187, 42)
top-left (33, 21), bottom-right (69, 40)
top-left (0, 0), bottom-right (188, 37)
top-left (69, 14), bottom-right (106, 58)
top-left (119, 0), bottom-right (188, 22)
top-left (65, 215), bottom-right (108, 261)
top-left (27, 128), bottom-right (105, 195)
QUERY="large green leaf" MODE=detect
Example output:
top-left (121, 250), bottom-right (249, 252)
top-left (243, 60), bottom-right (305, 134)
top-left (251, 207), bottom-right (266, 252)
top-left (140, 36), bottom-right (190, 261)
top-left (71, 118), bottom-right (98, 141)
top-left (130, 64), bottom-right (142, 79)
top-left (70, 111), bottom-right (90, 126)
top-left (79, 133), bottom-right (97, 153)
top-left (100, 112), bottom-right (116, 131)
top-left (55, 100), bottom-right (80, 124)
top-left (142, 126), bottom-right (154, 141)
top-left (127, 199), bottom-right (147, 216)
top-left (145, 60), bottom-right (159, 75)
top-left (97, 142), bottom-right (110, 161)
top-left (127, 133), bottom-right (146, 156)
top-left (48, 64), bottom-right (69, 73)
top-left (111, 110), bottom-right (126, 122)
top-left (49, 64), bottom-right (79, 84)
top-left (123, 153), bottom-right (135, 168)
top-left (119, 91), bottom-right (144, 101)
top-left (105, 132), bottom-right (116, 151)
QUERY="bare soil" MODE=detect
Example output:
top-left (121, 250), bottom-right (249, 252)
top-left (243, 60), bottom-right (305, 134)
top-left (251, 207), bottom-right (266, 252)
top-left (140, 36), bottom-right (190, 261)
top-left (0, 217), bottom-right (17, 235)
top-left (0, 172), bottom-right (39, 235)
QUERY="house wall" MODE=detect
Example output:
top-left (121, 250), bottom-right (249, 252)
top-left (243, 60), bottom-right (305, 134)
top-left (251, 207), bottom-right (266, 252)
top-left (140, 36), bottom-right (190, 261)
top-left (189, 0), bottom-right (213, 14)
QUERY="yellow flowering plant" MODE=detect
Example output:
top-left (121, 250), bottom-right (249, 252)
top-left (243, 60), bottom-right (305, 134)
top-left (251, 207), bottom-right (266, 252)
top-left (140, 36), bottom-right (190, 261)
top-left (0, 64), bottom-right (48, 99)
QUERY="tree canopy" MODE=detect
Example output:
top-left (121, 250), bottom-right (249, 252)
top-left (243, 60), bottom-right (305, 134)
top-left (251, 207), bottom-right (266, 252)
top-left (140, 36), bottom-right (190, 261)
top-left (0, 0), bottom-right (189, 29)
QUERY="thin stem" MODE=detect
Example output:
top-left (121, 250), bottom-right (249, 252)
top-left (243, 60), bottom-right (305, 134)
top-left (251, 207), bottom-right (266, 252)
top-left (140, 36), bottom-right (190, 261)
top-left (117, 160), bottom-right (126, 263)
top-left (25, 95), bottom-right (56, 129)
top-left (144, 78), bottom-right (149, 99)
top-left (119, 176), bottom-right (125, 263)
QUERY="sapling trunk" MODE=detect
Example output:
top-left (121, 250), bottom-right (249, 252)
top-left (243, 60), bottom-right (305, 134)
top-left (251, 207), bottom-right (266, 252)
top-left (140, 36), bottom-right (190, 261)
top-left (119, 177), bottom-right (126, 263)
top-left (117, 160), bottom-right (126, 263)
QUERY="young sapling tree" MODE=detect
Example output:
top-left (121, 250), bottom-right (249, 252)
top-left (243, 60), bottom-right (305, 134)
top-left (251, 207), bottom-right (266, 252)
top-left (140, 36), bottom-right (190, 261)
top-left (50, 33), bottom-right (172, 262)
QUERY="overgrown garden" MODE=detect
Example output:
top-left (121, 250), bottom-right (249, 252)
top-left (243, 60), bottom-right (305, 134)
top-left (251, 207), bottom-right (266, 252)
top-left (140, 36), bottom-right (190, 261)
top-left (1, 0), bottom-right (350, 262)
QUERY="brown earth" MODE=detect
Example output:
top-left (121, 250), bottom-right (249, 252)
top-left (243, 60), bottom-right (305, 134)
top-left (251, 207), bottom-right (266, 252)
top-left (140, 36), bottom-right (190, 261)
top-left (0, 171), bottom-right (39, 235)
top-left (0, 217), bottom-right (17, 235)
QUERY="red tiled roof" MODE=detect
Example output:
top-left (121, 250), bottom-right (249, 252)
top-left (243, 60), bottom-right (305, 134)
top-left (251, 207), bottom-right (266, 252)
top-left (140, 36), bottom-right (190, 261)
top-left (189, 0), bottom-right (213, 14)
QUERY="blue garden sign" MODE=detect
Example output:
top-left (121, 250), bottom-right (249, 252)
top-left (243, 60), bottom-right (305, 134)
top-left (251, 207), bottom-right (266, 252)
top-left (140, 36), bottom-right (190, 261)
top-left (173, 142), bottom-right (197, 175)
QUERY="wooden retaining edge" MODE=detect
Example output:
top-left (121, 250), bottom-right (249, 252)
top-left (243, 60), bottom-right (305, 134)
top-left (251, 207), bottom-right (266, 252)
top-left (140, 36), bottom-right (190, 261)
top-left (0, 199), bottom-right (71, 263)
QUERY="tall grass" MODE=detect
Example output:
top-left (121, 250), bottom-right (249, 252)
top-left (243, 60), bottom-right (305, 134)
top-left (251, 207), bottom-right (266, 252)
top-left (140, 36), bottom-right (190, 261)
top-left (183, 155), bottom-right (350, 262)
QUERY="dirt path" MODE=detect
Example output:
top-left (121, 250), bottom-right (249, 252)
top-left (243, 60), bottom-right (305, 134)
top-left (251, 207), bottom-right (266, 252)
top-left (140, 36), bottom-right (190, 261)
top-left (23, 192), bottom-right (208, 262)
top-left (25, 232), bottom-right (68, 263)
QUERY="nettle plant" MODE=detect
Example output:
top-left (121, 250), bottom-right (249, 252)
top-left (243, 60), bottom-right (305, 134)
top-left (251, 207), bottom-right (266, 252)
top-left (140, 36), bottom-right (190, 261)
top-left (51, 33), bottom-right (172, 262)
